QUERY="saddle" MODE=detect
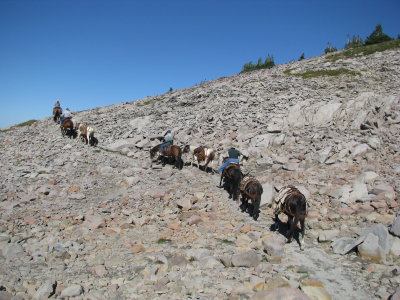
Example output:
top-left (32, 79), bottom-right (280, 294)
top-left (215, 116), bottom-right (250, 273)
top-left (161, 144), bottom-right (172, 155)
top-left (240, 175), bottom-right (258, 192)
top-left (222, 163), bottom-right (240, 178)
top-left (273, 186), bottom-right (306, 217)
top-left (193, 146), bottom-right (206, 160)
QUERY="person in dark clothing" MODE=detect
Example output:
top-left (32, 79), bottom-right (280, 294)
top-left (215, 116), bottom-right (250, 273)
top-left (217, 147), bottom-right (248, 173)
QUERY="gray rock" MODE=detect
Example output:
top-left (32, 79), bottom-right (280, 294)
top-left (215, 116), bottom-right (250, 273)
top-left (358, 233), bottom-right (386, 263)
top-left (260, 182), bottom-right (274, 207)
top-left (231, 250), bottom-right (261, 268)
top-left (331, 237), bottom-right (360, 255)
top-left (390, 216), bottom-right (400, 237)
top-left (60, 284), bottom-right (83, 297)
top-left (4, 244), bottom-right (25, 260)
top-left (33, 280), bottom-right (56, 299)
top-left (318, 229), bottom-right (340, 242)
top-left (251, 287), bottom-right (312, 300)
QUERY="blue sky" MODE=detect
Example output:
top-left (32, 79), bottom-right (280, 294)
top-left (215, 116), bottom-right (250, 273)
top-left (0, 0), bottom-right (399, 129)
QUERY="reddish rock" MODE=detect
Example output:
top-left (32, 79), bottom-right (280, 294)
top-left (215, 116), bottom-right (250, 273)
top-left (252, 288), bottom-right (312, 300)
top-left (23, 216), bottom-right (37, 225)
top-left (67, 186), bottom-right (81, 194)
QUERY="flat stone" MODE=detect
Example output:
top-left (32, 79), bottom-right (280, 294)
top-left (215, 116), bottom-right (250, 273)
top-left (231, 250), bottom-right (261, 268)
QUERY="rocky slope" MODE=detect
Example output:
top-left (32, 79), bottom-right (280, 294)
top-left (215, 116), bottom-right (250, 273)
top-left (1, 46), bottom-right (400, 300)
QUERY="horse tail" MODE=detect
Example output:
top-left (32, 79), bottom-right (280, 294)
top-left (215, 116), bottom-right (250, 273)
top-left (177, 156), bottom-right (184, 170)
top-left (204, 150), bottom-right (215, 168)
top-left (177, 148), bottom-right (184, 169)
top-left (287, 193), bottom-right (306, 242)
top-left (252, 183), bottom-right (263, 221)
top-left (232, 168), bottom-right (242, 201)
top-left (172, 145), bottom-right (184, 170)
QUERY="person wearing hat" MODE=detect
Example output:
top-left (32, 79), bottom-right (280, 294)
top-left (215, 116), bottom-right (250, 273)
top-left (60, 108), bottom-right (72, 127)
top-left (159, 129), bottom-right (174, 155)
top-left (217, 145), bottom-right (248, 173)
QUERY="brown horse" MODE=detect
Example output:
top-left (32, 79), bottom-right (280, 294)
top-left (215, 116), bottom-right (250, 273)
top-left (60, 119), bottom-right (75, 138)
top-left (219, 162), bottom-right (242, 201)
top-left (272, 186), bottom-right (307, 250)
top-left (150, 144), bottom-right (184, 170)
top-left (53, 107), bottom-right (62, 123)
top-left (240, 175), bottom-right (263, 221)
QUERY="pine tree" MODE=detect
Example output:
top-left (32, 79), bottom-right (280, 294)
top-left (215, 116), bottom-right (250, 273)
top-left (264, 55), bottom-right (275, 68)
top-left (365, 24), bottom-right (393, 45)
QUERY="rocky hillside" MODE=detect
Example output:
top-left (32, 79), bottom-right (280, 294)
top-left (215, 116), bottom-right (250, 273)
top-left (1, 44), bottom-right (400, 300)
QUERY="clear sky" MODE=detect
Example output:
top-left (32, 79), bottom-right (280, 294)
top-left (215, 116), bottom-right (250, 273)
top-left (0, 0), bottom-right (399, 129)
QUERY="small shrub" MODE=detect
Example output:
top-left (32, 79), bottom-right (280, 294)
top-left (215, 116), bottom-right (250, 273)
top-left (345, 35), bottom-right (363, 49)
top-left (241, 55), bottom-right (275, 73)
top-left (324, 42), bottom-right (337, 54)
top-left (156, 238), bottom-right (172, 244)
top-left (217, 238), bottom-right (235, 245)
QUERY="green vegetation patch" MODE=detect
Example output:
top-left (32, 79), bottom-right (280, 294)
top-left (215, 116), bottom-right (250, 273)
top-left (156, 238), bottom-right (172, 244)
top-left (0, 119), bottom-right (37, 132)
top-left (217, 238), bottom-right (235, 245)
top-left (326, 39), bottom-right (400, 62)
top-left (284, 68), bottom-right (360, 78)
top-left (137, 97), bottom-right (164, 107)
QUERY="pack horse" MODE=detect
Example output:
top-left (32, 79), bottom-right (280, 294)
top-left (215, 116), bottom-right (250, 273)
top-left (272, 185), bottom-right (307, 250)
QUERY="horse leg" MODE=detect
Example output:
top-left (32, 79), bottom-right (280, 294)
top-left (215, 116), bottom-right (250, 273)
top-left (286, 215), bottom-right (298, 243)
top-left (239, 194), bottom-right (247, 213)
top-left (299, 218), bottom-right (305, 250)
top-left (232, 184), bottom-right (239, 201)
top-left (252, 194), bottom-right (261, 221)
top-left (227, 181), bottom-right (233, 199)
top-left (273, 213), bottom-right (280, 231)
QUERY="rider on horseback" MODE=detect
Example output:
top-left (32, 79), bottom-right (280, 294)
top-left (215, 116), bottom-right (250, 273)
top-left (54, 99), bottom-right (61, 108)
top-left (217, 146), bottom-right (248, 173)
top-left (60, 108), bottom-right (72, 127)
top-left (159, 130), bottom-right (174, 155)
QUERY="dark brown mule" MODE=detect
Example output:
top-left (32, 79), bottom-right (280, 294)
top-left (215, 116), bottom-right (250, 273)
top-left (272, 186), bottom-right (307, 250)
top-left (53, 107), bottom-right (62, 123)
top-left (219, 162), bottom-right (242, 201)
top-left (150, 144), bottom-right (184, 170)
top-left (60, 118), bottom-right (74, 138)
top-left (240, 175), bottom-right (263, 221)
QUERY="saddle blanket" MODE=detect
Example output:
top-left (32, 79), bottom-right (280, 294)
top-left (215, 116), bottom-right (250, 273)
top-left (272, 185), bottom-right (298, 213)
top-left (240, 175), bottom-right (258, 192)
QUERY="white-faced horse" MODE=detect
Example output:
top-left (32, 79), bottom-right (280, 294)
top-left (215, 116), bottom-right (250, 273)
top-left (183, 145), bottom-right (217, 173)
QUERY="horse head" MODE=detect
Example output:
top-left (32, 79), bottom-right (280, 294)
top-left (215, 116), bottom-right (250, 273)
top-left (149, 146), bottom-right (160, 161)
top-left (183, 145), bottom-right (190, 154)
